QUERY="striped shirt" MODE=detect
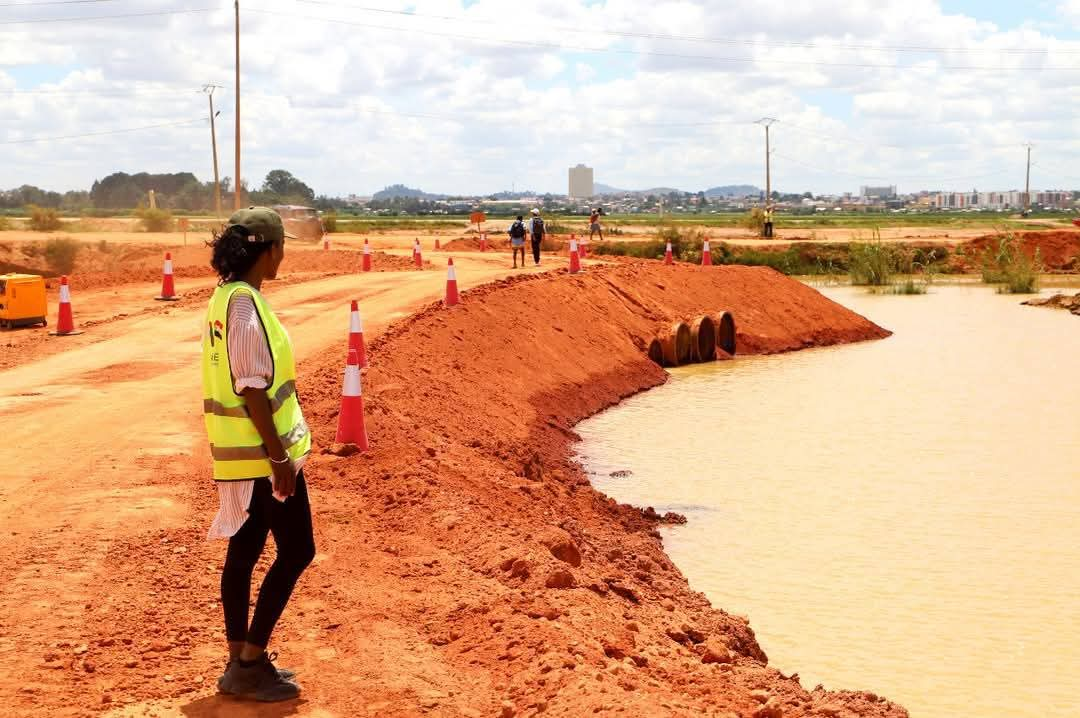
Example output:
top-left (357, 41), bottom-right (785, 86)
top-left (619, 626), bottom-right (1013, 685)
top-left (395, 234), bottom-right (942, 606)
top-left (207, 290), bottom-right (308, 540)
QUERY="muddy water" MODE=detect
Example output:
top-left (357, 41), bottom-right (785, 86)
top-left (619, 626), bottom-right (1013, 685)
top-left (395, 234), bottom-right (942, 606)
top-left (576, 283), bottom-right (1080, 718)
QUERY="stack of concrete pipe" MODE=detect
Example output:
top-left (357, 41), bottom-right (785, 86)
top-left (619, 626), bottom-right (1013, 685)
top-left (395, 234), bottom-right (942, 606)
top-left (647, 311), bottom-right (736, 368)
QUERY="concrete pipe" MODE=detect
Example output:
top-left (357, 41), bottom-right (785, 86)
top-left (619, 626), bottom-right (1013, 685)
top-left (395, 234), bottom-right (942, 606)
top-left (647, 337), bottom-right (665, 366)
top-left (660, 321), bottom-right (692, 367)
top-left (716, 311), bottom-right (737, 355)
top-left (689, 315), bottom-right (716, 363)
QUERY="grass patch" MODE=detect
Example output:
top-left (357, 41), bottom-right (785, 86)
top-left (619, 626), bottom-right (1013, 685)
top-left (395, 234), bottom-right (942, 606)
top-left (884, 279), bottom-right (928, 295)
top-left (980, 232), bottom-right (1042, 294)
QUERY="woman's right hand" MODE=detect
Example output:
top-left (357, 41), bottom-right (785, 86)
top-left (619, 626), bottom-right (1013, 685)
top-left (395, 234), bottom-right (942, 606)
top-left (271, 457), bottom-right (297, 498)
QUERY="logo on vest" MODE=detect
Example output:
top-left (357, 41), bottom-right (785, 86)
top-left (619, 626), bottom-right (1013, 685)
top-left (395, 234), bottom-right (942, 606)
top-left (208, 319), bottom-right (223, 347)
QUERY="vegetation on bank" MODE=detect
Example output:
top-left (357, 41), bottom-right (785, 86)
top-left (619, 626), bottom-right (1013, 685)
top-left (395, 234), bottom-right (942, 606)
top-left (980, 233), bottom-right (1042, 293)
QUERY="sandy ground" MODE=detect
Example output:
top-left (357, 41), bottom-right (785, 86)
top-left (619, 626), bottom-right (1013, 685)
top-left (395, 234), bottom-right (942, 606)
top-left (0, 241), bottom-right (909, 717)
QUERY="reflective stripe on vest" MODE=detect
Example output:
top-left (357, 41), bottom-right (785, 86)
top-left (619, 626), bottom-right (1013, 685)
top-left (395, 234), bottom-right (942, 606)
top-left (201, 283), bottom-right (311, 480)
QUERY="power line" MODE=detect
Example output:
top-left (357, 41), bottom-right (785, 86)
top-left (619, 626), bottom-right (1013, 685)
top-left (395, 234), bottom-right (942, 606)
top-left (0, 7), bottom-right (214, 24)
top-left (2, 117), bottom-right (203, 145)
top-left (1, 85), bottom-right (228, 97)
top-left (296, 0), bottom-right (1080, 56)
top-left (244, 8), bottom-right (1080, 72)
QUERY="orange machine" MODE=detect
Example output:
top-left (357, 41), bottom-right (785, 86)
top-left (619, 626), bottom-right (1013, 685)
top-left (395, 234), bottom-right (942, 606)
top-left (0, 273), bottom-right (48, 329)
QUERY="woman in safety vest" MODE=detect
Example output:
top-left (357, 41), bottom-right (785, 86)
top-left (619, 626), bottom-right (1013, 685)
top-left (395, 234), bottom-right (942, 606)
top-left (202, 207), bottom-right (314, 702)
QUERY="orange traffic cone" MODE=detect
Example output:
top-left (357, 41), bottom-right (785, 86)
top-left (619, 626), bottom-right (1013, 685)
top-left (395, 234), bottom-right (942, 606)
top-left (50, 275), bottom-right (82, 336)
top-left (445, 258), bottom-right (460, 307)
top-left (362, 239), bottom-right (373, 272)
top-left (569, 238), bottom-right (582, 274)
top-left (664, 241), bottom-right (674, 265)
top-left (701, 239), bottom-right (712, 266)
top-left (413, 240), bottom-right (423, 269)
top-left (323, 235), bottom-right (330, 251)
top-left (334, 348), bottom-right (369, 450)
top-left (479, 232), bottom-right (487, 252)
top-left (435, 238), bottom-right (441, 250)
top-left (347, 300), bottom-right (368, 368)
top-left (155, 252), bottom-right (180, 301)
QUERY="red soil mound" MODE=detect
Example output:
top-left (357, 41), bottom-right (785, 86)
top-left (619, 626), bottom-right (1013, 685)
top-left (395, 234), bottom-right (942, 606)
top-left (961, 230), bottom-right (1080, 271)
top-left (285, 263), bottom-right (901, 715)
top-left (442, 235), bottom-right (511, 252)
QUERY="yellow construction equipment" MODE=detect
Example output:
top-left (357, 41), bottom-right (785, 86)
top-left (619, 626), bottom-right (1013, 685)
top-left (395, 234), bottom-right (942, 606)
top-left (0, 273), bottom-right (48, 329)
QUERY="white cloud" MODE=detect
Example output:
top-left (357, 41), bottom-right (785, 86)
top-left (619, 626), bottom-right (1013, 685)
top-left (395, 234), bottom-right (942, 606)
top-left (2, 0), bottom-right (1080, 195)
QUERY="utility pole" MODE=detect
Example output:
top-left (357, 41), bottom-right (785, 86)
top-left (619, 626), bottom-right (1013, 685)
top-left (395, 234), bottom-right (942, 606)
top-left (1023, 143), bottom-right (1033, 213)
top-left (756, 118), bottom-right (778, 209)
top-left (202, 84), bottom-right (223, 218)
top-left (234, 0), bottom-right (242, 210)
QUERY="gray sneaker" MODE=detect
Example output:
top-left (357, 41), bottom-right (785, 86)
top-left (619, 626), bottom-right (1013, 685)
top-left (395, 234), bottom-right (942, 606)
top-left (217, 653), bottom-right (300, 702)
top-left (218, 651), bottom-right (296, 692)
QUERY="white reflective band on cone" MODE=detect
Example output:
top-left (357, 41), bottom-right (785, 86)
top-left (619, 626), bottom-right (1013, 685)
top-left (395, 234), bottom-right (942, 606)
top-left (447, 265), bottom-right (457, 281)
top-left (350, 311), bottom-right (363, 332)
top-left (666, 242), bottom-right (672, 251)
top-left (570, 240), bottom-right (578, 251)
top-left (364, 243), bottom-right (372, 254)
top-left (59, 284), bottom-right (71, 302)
top-left (342, 365), bottom-right (362, 397)
top-left (703, 241), bottom-right (710, 250)
top-left (164, 259), bottom-right (173, 274)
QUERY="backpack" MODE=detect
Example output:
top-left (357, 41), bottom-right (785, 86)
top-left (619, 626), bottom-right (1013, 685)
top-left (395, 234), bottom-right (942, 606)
top-left (531, 217), bottom-right (545, 237)
top-left (509, 220), bottom-right (526, 238)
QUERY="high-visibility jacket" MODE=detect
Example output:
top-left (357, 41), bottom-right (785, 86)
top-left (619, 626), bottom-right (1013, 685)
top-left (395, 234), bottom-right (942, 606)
top-left (201, 282), bottom-right (310, 480)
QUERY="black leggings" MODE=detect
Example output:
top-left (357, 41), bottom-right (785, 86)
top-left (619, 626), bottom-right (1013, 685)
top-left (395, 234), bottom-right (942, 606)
top-left (531, 238), bottom-right (541, 264)
top-left (221, 472), bottom-right (315, 648)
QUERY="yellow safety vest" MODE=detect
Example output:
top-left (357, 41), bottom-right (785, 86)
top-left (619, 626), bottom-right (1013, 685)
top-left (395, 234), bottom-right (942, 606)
top-left (201, 282), bottom-right (310, 480)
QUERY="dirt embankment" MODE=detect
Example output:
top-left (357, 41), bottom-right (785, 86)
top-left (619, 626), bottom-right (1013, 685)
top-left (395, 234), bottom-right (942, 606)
top-left (958, 230), bottom-right (1080, 272)
top-left (21, 263), bottom-right (901, 717)
top-left (295, 263), bottom-right (899, 715)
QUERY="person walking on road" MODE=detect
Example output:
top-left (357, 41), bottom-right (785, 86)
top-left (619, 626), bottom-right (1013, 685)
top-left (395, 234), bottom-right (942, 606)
top-left (508, 214), bottom-right (527, 268)
top-left (529, 208), bottom-right (546, 266)
top-left (589, 207), bottom-right (603, 242)
top-left (202, 207), bottom-right (315, 703)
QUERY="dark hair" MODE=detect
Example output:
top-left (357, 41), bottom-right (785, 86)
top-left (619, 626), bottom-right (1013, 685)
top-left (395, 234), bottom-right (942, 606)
top-left (208, 224), bottom-right (279, 283)
top-left (516, 215), bottom-right (523, 220)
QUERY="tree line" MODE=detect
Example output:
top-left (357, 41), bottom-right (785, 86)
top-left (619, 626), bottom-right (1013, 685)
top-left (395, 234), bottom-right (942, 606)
top-left (0, 169), bottom-right (323, 212)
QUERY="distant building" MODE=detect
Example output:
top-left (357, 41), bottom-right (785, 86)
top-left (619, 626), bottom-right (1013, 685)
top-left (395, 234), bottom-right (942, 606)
top-left (860, 185), bottom-right (897, 200)
top-left (568, 164), bottom-right (594, 198)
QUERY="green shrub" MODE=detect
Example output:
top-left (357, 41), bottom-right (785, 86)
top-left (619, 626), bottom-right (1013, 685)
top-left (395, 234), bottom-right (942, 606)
top-left (980, 233), bottom-right (1042, 293)
top-left (0, 216), bottom-right (10, 231)
top-left (849, 236), bottom-right (896, 285)
top-left (322, 212), bottom-right (338, 233)
top-left (136, 207), bottom-right (174, 232)
top-left (28, 204), bottom-right (63, 232)
top-left (43, 237), bottom-right (80, 274)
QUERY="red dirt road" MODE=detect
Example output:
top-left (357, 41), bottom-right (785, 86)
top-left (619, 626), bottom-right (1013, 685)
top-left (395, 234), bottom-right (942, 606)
top-left (0, 255), bottom-right (904, 717)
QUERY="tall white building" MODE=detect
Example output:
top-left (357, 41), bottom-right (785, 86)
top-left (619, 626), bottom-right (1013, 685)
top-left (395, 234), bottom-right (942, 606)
top-left (568, 164), bottom-right (594, 198)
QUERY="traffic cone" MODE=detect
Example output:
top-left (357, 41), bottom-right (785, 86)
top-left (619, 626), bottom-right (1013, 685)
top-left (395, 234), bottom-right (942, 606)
top-left (701, 239), bottom-right (712, 266)
top-left (347, 300), bottom-right (368, 368)
top-left (155, 252), bottom-right (180, 301)
top-left (569, 238), bottom-right (582, 274)
top-left (573, 234), bottom-right (587, 258)
top-left (435, 238), bottom-right (441, 250)
top-left (362, 239), bottom-right (373, 272)
top-left (479, 232), bottom-right (487, 252)
top-left (50, 275), bottom-right (83, 336)
top-left (413, 240), bottom-right (423, 269)
top-left (334, 348), bottom-right (369, 450)
top-left (664, 242), bottom-right (674, 265)
top-left (445, 258), bottom-right (460, 307)
top-left (323, 235), bottom-right (330, 251)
